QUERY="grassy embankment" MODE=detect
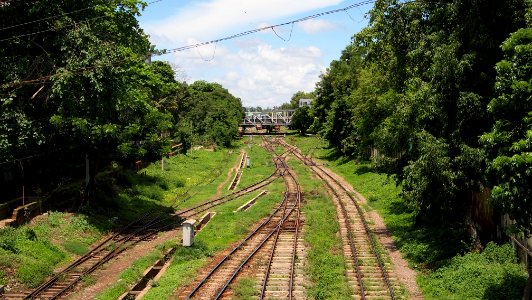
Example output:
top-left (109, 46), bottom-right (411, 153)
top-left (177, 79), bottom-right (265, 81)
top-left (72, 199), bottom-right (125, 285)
top-left (0, 145), bottom-right (239, 290)
top-left (290, 135), bottom-right (528, 300)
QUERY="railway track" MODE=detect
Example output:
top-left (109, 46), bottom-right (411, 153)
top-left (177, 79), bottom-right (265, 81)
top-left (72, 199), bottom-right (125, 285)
top-left (3, 211), bottom-right (178, 300)
top-left (3, 149), bottom-right (285, 300)
top-left (276, 139), bottom-right (398, 300)
top-left (177, 155), bottom-right (285, 219)
top-left (178, 156), bottom-right (304, 299)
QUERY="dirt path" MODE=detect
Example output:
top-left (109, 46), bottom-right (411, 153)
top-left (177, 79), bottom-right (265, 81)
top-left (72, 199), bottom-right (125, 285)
top-left (320, 165), bottom-right (423, 299)
top-left (67, 228), bottom-right (180, 300)
top-left (215, 150), bottom-right (243, 197)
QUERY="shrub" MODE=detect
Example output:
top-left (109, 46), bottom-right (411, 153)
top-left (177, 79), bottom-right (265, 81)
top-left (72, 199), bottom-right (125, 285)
top-left (419, 242), bottom-right (527, 300)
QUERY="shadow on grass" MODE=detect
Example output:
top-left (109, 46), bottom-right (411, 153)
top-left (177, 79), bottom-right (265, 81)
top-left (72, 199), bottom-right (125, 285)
top-left (374, 190), bottom-right (469, 269)
top-left (387, 200), bottom-right (411, 215)
top-left (353, 165), bottom-right (373, 175)
top-left (387, 220), bottom-right (469, 269)
top-left (319, 148), bottom-right (353, 165)
top-left (60, 168), bottom-right (184, 234)
top-left (482, 270), bottom-right (528, 300)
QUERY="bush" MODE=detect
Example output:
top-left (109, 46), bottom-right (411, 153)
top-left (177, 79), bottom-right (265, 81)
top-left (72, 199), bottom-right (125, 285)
top-left (419, 242), bottom-right (527, 300)
top-left (63, 240), bottom-right (88, 255)
top-left (0, 227), bottom-right (20, 253)
top-left (16, 259), bottom-right (53, 288)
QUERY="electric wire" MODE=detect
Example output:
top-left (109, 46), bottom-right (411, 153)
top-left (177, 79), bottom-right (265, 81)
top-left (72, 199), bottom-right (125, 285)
top-left (271, 21), bottom-right (294, 42)
top-left (0, 0), bottom-right (417, 89)
top-left (162, 0), bottom-right (376, 54)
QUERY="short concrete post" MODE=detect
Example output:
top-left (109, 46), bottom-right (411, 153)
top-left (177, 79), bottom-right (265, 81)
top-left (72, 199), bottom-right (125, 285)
top-left (182, 219), bottom-right (196, 247)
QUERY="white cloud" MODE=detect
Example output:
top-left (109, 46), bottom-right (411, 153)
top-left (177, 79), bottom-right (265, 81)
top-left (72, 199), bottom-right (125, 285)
top-left (143, 0), bottom-right (344, 46)
top-left (141, 0), bottom-right (350, 107)
top-left (298, 19), bottom-right (335, 34)
top-left (167, 41), bottom-right (326, 107)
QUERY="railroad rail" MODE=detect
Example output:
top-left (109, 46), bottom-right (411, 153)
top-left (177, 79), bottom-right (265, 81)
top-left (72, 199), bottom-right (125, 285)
top-left (179, 155), bottom-right (303, 299)
top-left (277, 139), bottom-right (396, 300)
top-left (176, 155), bottom-right (285, 219)
top-left (3, 149), bottom-right (286, 300)
top-left (2, 211), bottom-right (178, 300)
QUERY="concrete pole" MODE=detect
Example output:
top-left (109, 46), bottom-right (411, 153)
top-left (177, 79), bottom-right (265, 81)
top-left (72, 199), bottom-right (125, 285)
top-left (182, 219), bottom-right (196, 247)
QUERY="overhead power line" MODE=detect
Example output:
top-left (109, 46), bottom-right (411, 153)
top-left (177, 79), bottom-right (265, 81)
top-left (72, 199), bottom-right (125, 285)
top-left (1, 0), bottom-right (410, 89)
top-left (0, 7), bottom-right (93, 32)
top-left (160, 0), bottom-right (376, 54)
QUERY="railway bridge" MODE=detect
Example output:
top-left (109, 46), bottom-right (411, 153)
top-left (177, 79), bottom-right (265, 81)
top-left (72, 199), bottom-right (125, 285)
top-left (240, 110), bottom-right (295, 132)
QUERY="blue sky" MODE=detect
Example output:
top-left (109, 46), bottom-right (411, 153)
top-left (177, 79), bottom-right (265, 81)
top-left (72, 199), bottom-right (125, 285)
top-left (137, 0), bottom-right (372, 108)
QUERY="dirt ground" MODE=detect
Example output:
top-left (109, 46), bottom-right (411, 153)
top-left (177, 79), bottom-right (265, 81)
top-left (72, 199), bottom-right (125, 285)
top-left (66, 228), bottom-right (180, 300)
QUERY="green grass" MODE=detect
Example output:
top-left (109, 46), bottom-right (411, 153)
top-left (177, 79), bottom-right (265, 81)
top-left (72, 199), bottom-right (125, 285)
top-left (0, 212), bottom-right (106, 287)
top-left (418, 242), bottom-right (528, 300)
top-left (95, 138), bottom-right (286, 299)
top-left (289, 135), bottom-right (528, 299)
top-left (232, 277), bottom-right (259, 299)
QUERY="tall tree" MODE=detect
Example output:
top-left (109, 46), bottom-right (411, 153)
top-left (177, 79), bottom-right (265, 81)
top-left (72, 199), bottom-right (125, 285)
top-left (481, 28), bottom-right (532, 233)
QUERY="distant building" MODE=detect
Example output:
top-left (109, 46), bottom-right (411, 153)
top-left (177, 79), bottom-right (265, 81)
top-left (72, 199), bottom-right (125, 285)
top-left (299, 98), bottom-right (313, 107)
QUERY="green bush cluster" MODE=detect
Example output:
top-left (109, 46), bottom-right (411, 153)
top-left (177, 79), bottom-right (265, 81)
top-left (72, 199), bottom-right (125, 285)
top-left (0, 227), bottom-right (65, 287)
top-left (419, 242), bottom-right (528, 300)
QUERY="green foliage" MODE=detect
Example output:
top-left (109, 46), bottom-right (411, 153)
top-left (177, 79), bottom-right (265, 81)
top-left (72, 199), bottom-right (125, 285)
top-left (62, 240), bottom-right (89, 255)
top-left (184, 81), bottom-right (243, 147)
top-left (312, 0), bottom-right (528, 226)
top-left (419, 242), bottom-right (527, 300)
top-left (481, 28), bottom-right (532, 232)
top-left (291, 136), bottom-right (527, 299)
top-left (290, 106), bottom-right (313, 134)
top-left (279, 90), bottom-right (315, 109)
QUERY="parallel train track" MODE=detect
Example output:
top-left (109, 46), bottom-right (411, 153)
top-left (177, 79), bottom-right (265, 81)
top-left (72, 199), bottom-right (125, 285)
top-left (3, 148), bottom-right (284, 300)
top-left (5, 212), bottom-right (178, 300)
top-left (178, 153), bottom-right (304, 299)
top-left (275, 138), bottom-right (397, 300)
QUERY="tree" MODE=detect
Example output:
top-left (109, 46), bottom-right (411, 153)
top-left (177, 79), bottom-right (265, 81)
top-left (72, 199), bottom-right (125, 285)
top-left (1, 0), bottom-right (174, 200)
top-left (185, 81), bottom-right (243, 147)
top-left (481, 28), bottom-right (532, 233)
top-left (312, 0), bottom-right (528, 226)
top-left (290, 106), bottom-right (313, 135)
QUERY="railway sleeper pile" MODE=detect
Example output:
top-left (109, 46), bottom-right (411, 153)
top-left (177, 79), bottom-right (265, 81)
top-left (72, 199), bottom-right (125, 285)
top-left (229, 152), bottom-right (247, 190)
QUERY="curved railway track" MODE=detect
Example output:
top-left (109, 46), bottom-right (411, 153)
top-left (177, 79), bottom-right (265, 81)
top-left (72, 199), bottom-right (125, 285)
top-left (177, 155), bottom-right (285, 220)
top-left (276, 138), bottom-right (397, 300)
top-left (4, 148), bottom-right (286, 300)
top-left (178, 155), bottom-right (304, 299)
top-left (5, 211), bottom-right (178, 300)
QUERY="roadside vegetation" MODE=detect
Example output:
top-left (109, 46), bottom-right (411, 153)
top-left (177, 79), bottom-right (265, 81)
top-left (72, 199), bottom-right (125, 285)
top-left (290, 135), bottom-right (528, 299)
top-left (0, 212), bottom-right (108, 287)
